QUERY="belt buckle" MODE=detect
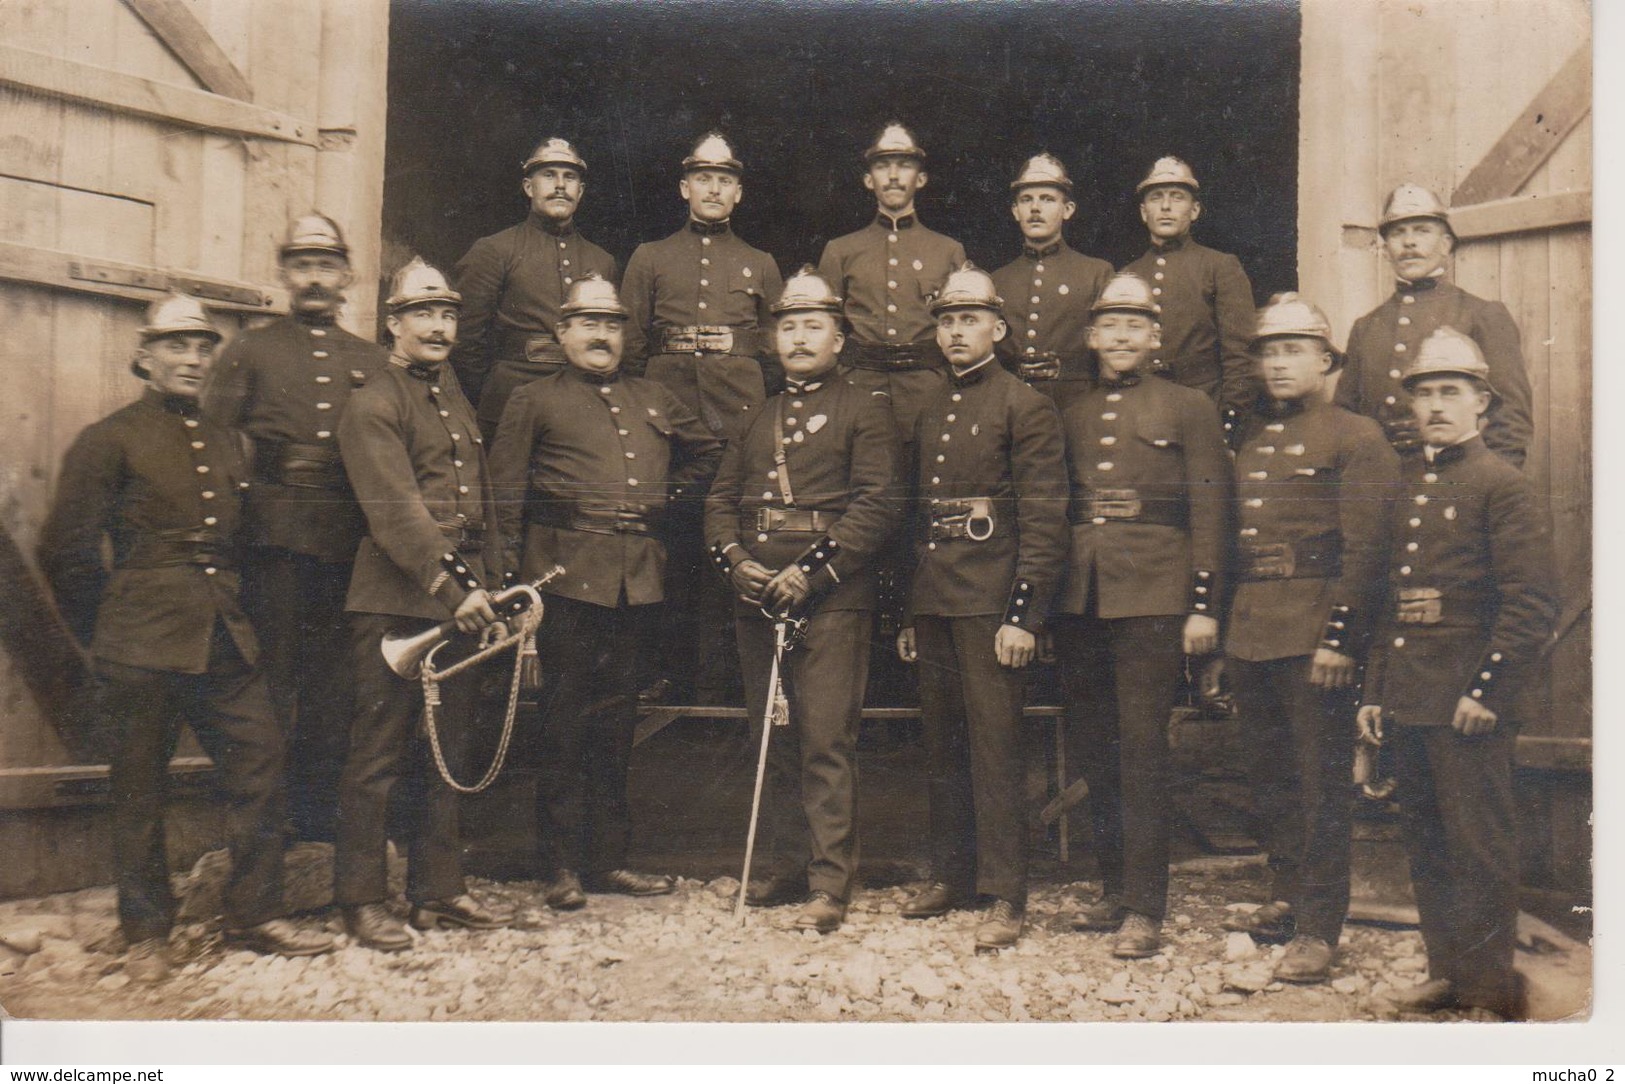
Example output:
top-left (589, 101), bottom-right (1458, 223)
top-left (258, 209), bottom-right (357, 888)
top-left (1090, 489), bottom-right (1142, 520)
top-left (698, 329), bottom-right (734, 354)
top-left (1396, 586), bottom-right (1443, 625)
top-left (755, 508), bottom-right (783, 533)
top-left (1248, 542), bottom-right (1294, 579)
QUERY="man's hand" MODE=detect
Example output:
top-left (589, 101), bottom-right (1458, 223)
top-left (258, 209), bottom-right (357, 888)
top-left (1309, 647), bottom-right (1356, 689)
top-left (896, 627), bottom-right (917, 664)
top-left (1356, 704), bottom-right (1384, 744)
top-left (762, 564), bottom-right (812, 613)
top-left (1182, 614), bottom-right (1220, 656)
top-left (729, 558), bottom-right (774, 604)
top-left (1451, 696), bottom-right (1499, 736)
top-left (453, 589), bottom-right (499, 634)
top-left (994, 623), bottom-right (1036, 669)
top-left (479, 621), bottom-right (511, 649)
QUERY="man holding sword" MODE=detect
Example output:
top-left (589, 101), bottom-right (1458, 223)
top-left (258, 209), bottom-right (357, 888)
top-left (706, 268), bottom-right (901, 934)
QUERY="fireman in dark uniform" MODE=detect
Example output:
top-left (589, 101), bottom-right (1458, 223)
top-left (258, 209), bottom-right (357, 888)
top-left (335, 259), bottom-right (512, 952)
top-left (991, 153), bottom-right (1113, 412)
top-left (895, 264), bottom-right (1069, 951)
top-left (451, 137), bottom-right (618, 443)
top-left (1221, 293), bottom-right (1400, 983)
top-left (1358, 327), bottom-right (1557, 1020)
top-left (490, 274), bottom-right (724, 910)
top-left (1121, 157), bottom-right (1258, 440)
top-left (203, 212), bottom-right (387, 841)
top-left (1051, 273), bottom-right (1231, 959)
top-left (621, 132), bottom-right (782, 704)
top-left (818, 122), bottom-right (967, 444)
top-left (40, 293), bottom-right (335, 984)
top-left (705, 268), bottom-right (903, 933)
top-left (1335, 184), bottom-right (1534, 467)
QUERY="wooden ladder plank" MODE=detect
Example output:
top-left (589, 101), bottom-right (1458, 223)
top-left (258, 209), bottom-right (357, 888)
top-left (122, 0), bottom-right (253, 101)
top-left (1451, 44), bottom-right (1591, 206)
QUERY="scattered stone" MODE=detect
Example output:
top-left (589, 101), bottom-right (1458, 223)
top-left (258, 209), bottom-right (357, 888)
top-left (95, 972), bottom-right (131, 992)
top-left (72, 912), bottom-right (124, 954)
top-left (1210, 991), bottom-right (1247, 1007)
top-left (707, 878), bottom-right (740, 898)
top-left (1224, 932), bottom-right (1260, 960)
top-left (898, 962), bottom-right (947, 1000)
top-left (1222, 964), bottom-right (1273, 993)
top-left (1331, 975), bottom-right (1366, 996)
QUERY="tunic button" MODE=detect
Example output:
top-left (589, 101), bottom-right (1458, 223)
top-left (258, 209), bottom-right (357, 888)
top-left (767, 470), bottom-right (778, 479)
top-left (1399, 316), bottom-right (1411, 326)
top-left (1245, 498), bottom-right (1263, 507)
top-left (1400, 565), bottom-right (1412, 575)
top-left (1092, 517), bottom-right (1106, 525)
top-left (1415, 495), bottom-right (1429, 505)
top-left (946, 413), bottom-right (956, 422)
top-left (1031, 296), bottom-right (1041, 305)
top-left (888, 233), bottom-right (898, 243)
top-left (205, 567), bottom-right (217, 576)
top-left (701, 257), bottom-right (710, 266)
top-left (700, 278), bottom-right (709, 286)
top-left (935, 454), bottom-right (945, 463)
top-left (1097, 462), bottom-right (1114, 471)
top-left (1106, 393), bottom-right (1122, 402)
top-left (562, 259), bottom-right (570, 267)
top-left (311, 328), bottom-right (327, 337)
top-left (610, 406), bottom-right (620, 413)
top-left (698, 301), bottom-right (708, 310)
top-left (1153, 272), bottom-right (1164, 281)
top-left (1156, 257), bottom-right (1166, 267)
top-left (931, 476), bottom-right (940, 484)
top-left (316, 402), bottom-right (332, 410)
top-left (941, 434), bottom-right (951, 442)
top-left (317, 431), bottom-right (331, 438)
top-left (1102, 412), bottom-right (1117, 421)
top-left (1152, 288), bottom-right (1162, 296)
top-left (1249, 470), bottom-right (1267, 480)
top-left (763, 491), bottom-right (774, 500)
top-left (758, 533), bottom-right (770, 543)
top-left (1385, 396), bottom-right (1397, 405)
top-left (1026, 329), bottom-right (1037, 338)
top-left (792, 401), bottom-right (803, 409)
top-left (702, 237), bottom-right (712, 246)
top-left (1266, 423), bottom-right (1285, 432)
top-left (1389, 369), bottom-right (1401, 379)
top-left (887, 304), bottom-right (897, 313)
top-left (451, 433), bottom-right (461, 441)
top-left (202, 490), bottom-right (215, 499)
top-left (1409, 518), bottom-right (1421, 527)
top-left (1406, 542), bottom-right (1418, 552)
top-left (459, 485), bottom-right (469, 494)
top-left (888, 257), bottom-right (898, 267)
top-left (431, 386), bottom-right (441, 394)
top-left (887, 329), bottom-right (898, 336)
top-left (928, 542), bottom-right (937, 551)
top-left (1424, 472), bottom-right (1438, 483)
top-left (316, 375), bottom-right (332, 384)
top-left (196, 465), bottom-right (209, 474)
top-left (628, 478), bottom-right (639, 486)
top-left (626, 451), bottom-right (636, 459)
top-left (1035, 263), bottom-right (1045, 273)
top-left (951, 394), bottom-right (962, 402)
top-left (191, 441), bottom-right (205, 450)
top-left (1394, 637), bottom-right (1406, 647)
top-left (564, 277), bottom-right (573, 285)
top-left (1029, 313), bottom-right (1039, 322)
top-left (1033, 279), bottom-right (1043, 288)
top-left (313, 350), bottom-right (329, 359)
top-left (888, 280), bottom-right (898, 289)
top-left (1100, 436), bottom-right (1116, 446)
top-left (185, 419), bottom-right (199, 428)
top-left (204, 516), bottom-right (217, 526)
top-left (601, 387), bottom-right (612, 394)
top-left (1394, 343), bottom-right (1407, 353)
top-left (1403, 294), bottom-right (1415, 304)
top-left (440, 410), bottom-right (450, 418)
top-left (619, 428), bottom-right (629, 436)
top-left (559, 241), bottom-right (567, 249)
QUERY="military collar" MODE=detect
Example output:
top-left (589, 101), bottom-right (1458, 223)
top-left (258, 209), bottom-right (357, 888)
top-left (1022, 239), bottom-right (1065, 260)
top-left (949, 355), bottom-right (996, 387)
top-left (1423, 431), bottom-right (1481, 465)
top-left (1150, 235), bottom-right (1188, 254)
top-left (569, 365), bottom-right (621, 385)
top-left (1098, 367), bottom-right (1142, 389)
top-left (875, 211), bottom-right (917, 231)
top-left (688, 218), bottom-right (732, 237)
top-left (1260, 391), bottom-right (1323, 419)
top-left (294, 310), bottom-right (339, 328)
top-left (528, 211), bottom-right (577, 238)
top-left (1395, 273), bottom-right (1444, 295)
top-left (389, 354), bottom-right (443, 382)
top-left (785, 373), bottom-right (833, 395)
top-left (144, 387), bottom-right (201, 417)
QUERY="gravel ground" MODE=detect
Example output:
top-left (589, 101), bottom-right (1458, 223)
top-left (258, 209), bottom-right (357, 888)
top-left (0, 860), bottom-right (1495, 1024)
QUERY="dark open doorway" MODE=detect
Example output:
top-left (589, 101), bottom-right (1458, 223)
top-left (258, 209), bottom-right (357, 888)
top-left (383, 0), bottom-right (1300, 295)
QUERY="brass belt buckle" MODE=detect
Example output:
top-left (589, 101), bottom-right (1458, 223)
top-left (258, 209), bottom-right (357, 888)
top-left (1396, 586), bottom-right (1443, 624)
top-left (1248, 542), bottom-right (1294, 579)
top-left (1090, 489), bottom-right (1142, 520)
top-left (755, 507), bottom-right (784, 532)
top-left (699, 329), bottom-right (734, 354)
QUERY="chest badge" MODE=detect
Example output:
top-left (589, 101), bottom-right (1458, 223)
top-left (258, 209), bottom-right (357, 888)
top-left (1058, 284), bottom-right (1070, 295)
top-left (1444, 506), bottom-right (1458, 520)
top-left (742, 267), bottom-right (752, 278)
top-left (912, 259), bottom-right (924, 271)
top-left (792, 430), bottom-right (805, 443)
top-left (971, 423), bottom-right (981, 436)
top-left (647, 407), bottom-right (659, 417)
top-left (806, 414), bottom-right (828, 434)
top-left (350, 370), bottom-right (368, 388)
top-left (1286, 443), bottom-right (1306, 456)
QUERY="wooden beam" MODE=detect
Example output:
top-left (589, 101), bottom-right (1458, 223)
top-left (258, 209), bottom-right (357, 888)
top-left (1451, 190), bottom-right (1591, 241)
top-left (1516, 735), bottom-right (1591, 773)
top-left (0, 45), bottom-right (314, 147)
top-left (1452, 44), bottom-right (1592, 206)
top-left (121, 0), bottom-right (253, 101)
top-left (0, 757), bottom-right (214, 810)
top-left (0, 241), bottom-right (287, 314)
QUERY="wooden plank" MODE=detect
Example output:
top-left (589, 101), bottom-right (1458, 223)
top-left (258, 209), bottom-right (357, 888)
top-left (122, 0), bottom-right (253, 101)
top-left (0, 241), bottom-right (287, 314)
top-left (1515, 736), bottom-right (1591, 773)
top-left (0, 758), bottom-right (216, 810)
top-left (1451, 44), bottom-right (1591, 205)
top-left (1451, 190), bottom-right (1591, 241)
top-left (0, 45), bottom-right (316, 147)
top-left (1544, 226), bottom-right (1591, 741)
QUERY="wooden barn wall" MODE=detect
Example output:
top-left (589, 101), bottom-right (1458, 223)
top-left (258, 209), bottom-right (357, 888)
top-left (1299, 0), bottom-right (1592, 893)
top-left (0, 0), bottom-right (388, 788)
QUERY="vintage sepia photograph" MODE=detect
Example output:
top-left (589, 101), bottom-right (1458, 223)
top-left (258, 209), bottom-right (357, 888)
top-left (0, 0), bottom-right (1594, 1040)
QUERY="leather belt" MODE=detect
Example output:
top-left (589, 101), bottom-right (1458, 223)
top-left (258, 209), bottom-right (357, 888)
top-left (755, 508), bottom-right (834, 533)
top-left (536, 500), bottom-right (656, 536)
top-left (846, 339), bottom-right (940, 372)
top-left (659, 325), bottom-right (764, 356)
top-left (1017, 351), bottom-right (1065, 382)
top-left (120, 528), bottom-right (237, 571)
top-left (257, 441), bottom-right (348, 491)
top-left (1069, 487), bottom-right (1188, 528)
top-left (1395, 586), bottom-right (1443, 625)
top-left (928, 497), bottom-right (996, 542)
top-left (496, 329), bottom-right (567, 371)
top-left (1239, 534), bottom-right (1342, 581)
top-left (436, 519), bottom-right (486, 551)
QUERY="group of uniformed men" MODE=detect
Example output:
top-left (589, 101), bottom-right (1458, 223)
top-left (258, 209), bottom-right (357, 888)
top-left (37, 120), bottom-right (1556, 1021)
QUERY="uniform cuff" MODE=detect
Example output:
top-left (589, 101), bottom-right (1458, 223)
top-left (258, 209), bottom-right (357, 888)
top-left (431, 550), bottom-right (483, 608)
top-left (1189, 569), bottom-right (1216, 615)
top-left (1319, 603), bottom-right (1352, 653)
top-left (1003, 578), bottom-right (1035, 628)
top-left (1465, 649), bottom-right (1508, 706)
top-left (794, 535), bottom-right (840, 578)
top-left (710, 541), bottom-right (744, 577)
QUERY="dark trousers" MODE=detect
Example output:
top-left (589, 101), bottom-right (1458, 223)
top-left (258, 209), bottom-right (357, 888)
top-left (1054, 611), bottom-right (1183, 921)
top-left (914, 613), bottom-right (1028, 904)
top-left (652, 501), bottom-right (739, 701)
top-left (334, 612), bottom-right (470, 906)
top-left (98, 625), bottom-right (285, 942)
top-left (243, 548), bottom-right (354, 841)
top-left (531, 596), bottom-right (653, 876)
top-left (738, 608), bottom-right (872, 900)
top-left (1393, 723), bottom-right (1520, 1017)
top-left (1228, 655), bottom-right (1356, 944)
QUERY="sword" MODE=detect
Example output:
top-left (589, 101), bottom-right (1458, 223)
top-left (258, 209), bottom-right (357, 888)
top-left (734, 606), bottom-right (801, 923)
